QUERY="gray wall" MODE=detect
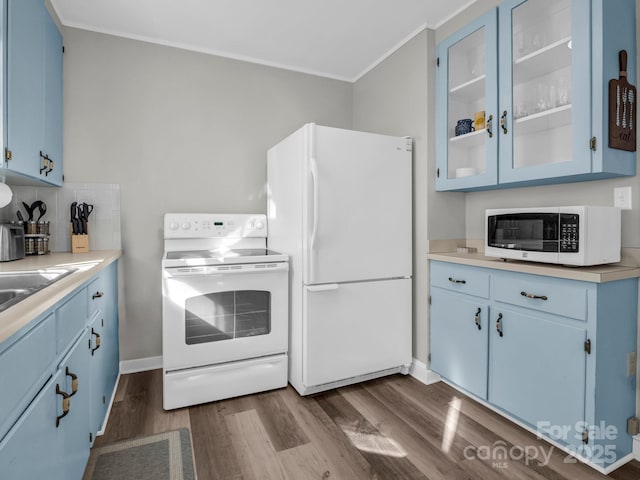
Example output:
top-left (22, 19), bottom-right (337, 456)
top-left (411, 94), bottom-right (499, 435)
top-left (352, 30), bottom-right (465, 364)
top-left (62, 27), bottom-right (353, 361)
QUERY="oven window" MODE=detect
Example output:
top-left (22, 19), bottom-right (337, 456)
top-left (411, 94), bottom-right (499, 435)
top-left (184, 291), bottom-right (271, 345)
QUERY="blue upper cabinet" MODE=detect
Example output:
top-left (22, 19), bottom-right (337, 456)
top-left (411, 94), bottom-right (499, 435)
top-left (436, 9), bottom-right (499, 191)
top-left (43, 10), bottom-right (64, 186)
top-left (5, 0), bottom-right (63, 186)
top-left (436, 0), bottom-right (636, 192)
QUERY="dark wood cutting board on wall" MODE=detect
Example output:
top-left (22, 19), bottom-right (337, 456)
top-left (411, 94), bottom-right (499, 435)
top-left (609, 50), bottom-right (637, 151)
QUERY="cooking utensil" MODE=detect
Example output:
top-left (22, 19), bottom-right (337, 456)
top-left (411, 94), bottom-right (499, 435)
top-left (16, 211), bottom-right (24, 223)
top-left (70, 202), bottom-right (80, 235)
top-left (31, 200), bottom-right (46, 221)
top-left (78, 203), bottom-right (94, 235)
top-left (22, 202), bottom-right (34, 221)
top-left (630, 89), bottom-right (634, 129)
top-left (609, 50), bottom-right (637, 151)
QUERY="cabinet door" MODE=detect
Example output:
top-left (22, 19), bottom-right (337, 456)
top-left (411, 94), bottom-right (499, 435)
top-left (89, 313), bottom-right (107, 441)
top-left (436, 8), bottom-right (498, 191)
top-left (42, 10), bottom-right (63, 186)
top-left (102, 262), bottom-right (120, 407)
top-left (58, 330), bottom-right (91, 479)
top-left (6, 0), bottom-right (45, 178)
top-left (498, 0), bottom-right (591, 183)
top-left (489, 307), bottom-right (586, 450)
top-left (430, 289), bottom-right (489, 399)
top-left (0, 370), bottom-right (63, 480)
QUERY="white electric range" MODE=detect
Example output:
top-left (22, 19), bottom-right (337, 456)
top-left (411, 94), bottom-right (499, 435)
top-left (161, 213), bottom-right (289, 410)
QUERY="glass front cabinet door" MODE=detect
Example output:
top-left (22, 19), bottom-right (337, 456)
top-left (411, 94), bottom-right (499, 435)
top-left (436, 0), bottom-right (636, 192)
top-left (436, 9), bottom-right (498, 191)
top-left (499, 0), bottom-right (589, 184)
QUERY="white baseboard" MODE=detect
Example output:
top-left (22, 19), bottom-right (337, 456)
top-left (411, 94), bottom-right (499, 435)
top-left (634, 434), bottom-right (640, 460)
top-left (409, 358), bottom-right (441, 385)
top-left (96, 371), bottom-right (121, 437)
top-left (120, 355), bottom-right (162, 374)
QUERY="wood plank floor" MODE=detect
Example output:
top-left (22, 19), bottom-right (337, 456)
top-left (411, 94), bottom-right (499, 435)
top-left (93, 370), bottom-right (640, 479)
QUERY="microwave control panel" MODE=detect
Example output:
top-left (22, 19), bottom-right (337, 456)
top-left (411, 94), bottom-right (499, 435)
top-left (559, 214), bottom-right (579, 252)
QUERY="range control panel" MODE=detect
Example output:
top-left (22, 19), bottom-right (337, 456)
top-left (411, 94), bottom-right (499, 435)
top-left (164, 213), bottom-right (267, 238)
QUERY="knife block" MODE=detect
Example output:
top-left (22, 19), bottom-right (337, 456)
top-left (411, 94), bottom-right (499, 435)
top-left (70, 224), bottom-right (89, 253)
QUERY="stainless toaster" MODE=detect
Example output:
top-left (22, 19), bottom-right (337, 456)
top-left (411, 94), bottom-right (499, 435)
top-left (0, 224), bottom-right (25, 262)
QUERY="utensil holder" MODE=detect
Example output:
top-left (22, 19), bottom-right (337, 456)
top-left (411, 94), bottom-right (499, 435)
top-left (70, 224), bottom-right (89, 253)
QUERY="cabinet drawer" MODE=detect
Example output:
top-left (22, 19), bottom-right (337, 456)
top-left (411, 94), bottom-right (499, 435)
top-left (493, 273), bottom-right (588, 321)
top-left (0, 313), bottom-right (56, 441)
top-left (88, 276), bottom-right (105, 319)
top-left (56, 288), bottom-right (88, 354)
top-left (430, 261), bottom-right (490, 298)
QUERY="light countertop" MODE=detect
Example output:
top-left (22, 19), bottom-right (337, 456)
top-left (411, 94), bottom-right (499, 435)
top-left (428, 251), bottom-right (640, 283)
top-left (0, 250), bottom-right (122, 344)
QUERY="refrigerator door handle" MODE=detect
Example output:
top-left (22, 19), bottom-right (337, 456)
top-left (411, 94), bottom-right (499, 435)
top-left (309, 157), bottom-right (319, 279)
top-left (306, 284), bottom-right (338, 292)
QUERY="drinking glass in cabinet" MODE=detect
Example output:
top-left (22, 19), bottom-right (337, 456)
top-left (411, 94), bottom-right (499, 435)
top-left (446, 25), bottom-right (488, 179)
top-left (511, 0), bottom-right (573, 170)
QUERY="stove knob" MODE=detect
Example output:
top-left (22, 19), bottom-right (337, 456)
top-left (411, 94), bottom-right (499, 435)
top-left (255, 221), bottom-right (265, 230)
top-left (248, 221), bottom-right (255, 229)
top-left (181, 222), bottom-right (191, 230)
top-left (169, 222), bottom-right (179, 231)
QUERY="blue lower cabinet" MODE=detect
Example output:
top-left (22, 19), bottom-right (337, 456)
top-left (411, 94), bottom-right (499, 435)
top-left (0, 260), bottom-right (120, 478)
top-left (89, 312), bottom-right (107, 441)
top-left (58, 330), bottom-right (92, 479)
top-left (488, 307), bottom-right (587, 451)
top-left (0, 369), bottom-right (63, 479)
top-left (102, 262), bottom-right (120, 399)
top-left (430, 289), bottom-right (489, 399)
top-left (429, 260), bottom-right (638, 470)
top-left (0, 332), bottom-right (92, 480)
top-left (88, 262), bottom-right (119, 444)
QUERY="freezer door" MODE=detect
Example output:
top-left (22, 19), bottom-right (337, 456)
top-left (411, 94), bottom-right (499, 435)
top-left (305, 125), bottom-right (412, 284)
top-left (302, 278), bottom-right (412, 388)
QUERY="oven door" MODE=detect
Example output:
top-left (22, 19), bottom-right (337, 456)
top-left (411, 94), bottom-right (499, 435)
top-left (162, 262), bottom-right (289, 371)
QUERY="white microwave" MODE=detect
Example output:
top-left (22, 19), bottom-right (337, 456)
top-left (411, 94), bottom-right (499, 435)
top-left (485, 206), bottom-right (621, 266)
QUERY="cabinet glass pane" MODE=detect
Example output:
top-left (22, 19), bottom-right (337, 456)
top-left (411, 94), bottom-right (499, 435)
top-left (447, 27), bottom-right (487, 180)
top-left (511, 0), bottom-right (572, 169)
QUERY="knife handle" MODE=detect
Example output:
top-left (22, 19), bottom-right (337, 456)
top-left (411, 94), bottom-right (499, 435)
top-left (620, 50), bottom-right (628, 77)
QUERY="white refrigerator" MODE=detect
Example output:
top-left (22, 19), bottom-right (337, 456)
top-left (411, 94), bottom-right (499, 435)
top-left (267, 123), bottom-right (412, 395)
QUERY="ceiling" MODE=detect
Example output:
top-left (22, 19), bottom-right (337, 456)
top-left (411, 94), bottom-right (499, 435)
top-left (49, 0), bottom-right (475, 82)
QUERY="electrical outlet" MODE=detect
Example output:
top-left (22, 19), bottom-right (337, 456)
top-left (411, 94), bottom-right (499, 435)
top-left (614, 186), bottom-right (632, 210)
top-left (627, 352), bottom-right (637, 377)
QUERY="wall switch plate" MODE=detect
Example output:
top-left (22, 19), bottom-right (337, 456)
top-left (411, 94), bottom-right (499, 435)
top-left (627, 352), bottom-right (637, 376)
top-left (614, 186), bottom-right (632, 210)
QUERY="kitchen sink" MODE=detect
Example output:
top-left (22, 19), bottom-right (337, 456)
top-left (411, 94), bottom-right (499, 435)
top-left (0, 268), bottom-right (76, 313)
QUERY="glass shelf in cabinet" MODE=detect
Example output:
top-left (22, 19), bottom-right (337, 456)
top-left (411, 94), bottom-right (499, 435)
top-left (449, 128), bottom-right (487, 147)
top-left (450, 74), bottom-right (486, 102)
top-left (513, 104), bottom-right (571, 136)
top-left (514, 36), bottom-right (572, 84)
